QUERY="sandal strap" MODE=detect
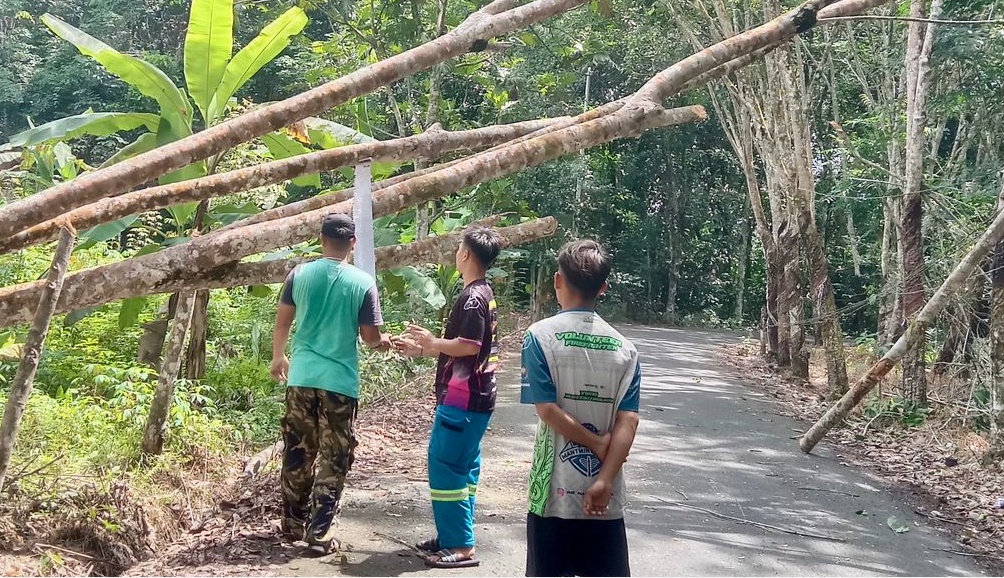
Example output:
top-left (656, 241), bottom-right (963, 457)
top-left (432, 549), bottom-right (468, 563)
top-left (416, 537), bottom-right (440, 550)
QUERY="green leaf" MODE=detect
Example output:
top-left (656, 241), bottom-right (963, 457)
top-left (261, 131), bottom-right (320, 187)
top-left (248, 285), bottom-right (272, 298)
top-left (42, 14), bottom-right (191, 122)
top-left (393, 266), bottom-right (447, 309)
top-left (886, 516), bottom-right (910, 533)
top-left (0, 334), bottom-right (23, 360)
top-left (8, 112), bottom-right (160, 147)
top-left (354, 99), bottom-right (372, 137)
top-left (53, 142), bottom-right (76, 179)
top-left (133, 243), bottom-right (163, 257)
top-left (118, 297), bottom-right (147, 329)
top-left (206, 201), bottom-right (260, 226)
top-left (185, 0), bottom-right (234, 123)
top-left (100, 132), bottom-right (159, 167)
top-left (167, 202), bottom-right (201, 228)
top-left (208, 7), bottom-right (307, 121)
top-left (155, 115), bottom-right (206, 185)
top-left (64, 306), bottom-right (103, 327)
top-left (78, 215), bottom-right (139, 250)
top-left (304, 117), bottom-right (377, 148)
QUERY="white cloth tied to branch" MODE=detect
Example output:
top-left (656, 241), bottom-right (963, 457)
top-left (352, 160), bottom-right (376, 279)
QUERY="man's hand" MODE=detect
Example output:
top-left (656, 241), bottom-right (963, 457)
top-left (394, 336), bottom-right (423, 357)
top-left (583, 478), bottom-right (613, 517)
top-left (407, 324), bottom-right (436, 350)
top-left (270, 354), bottom-right (289, 382)
top-left (376, 333), bottom-right (394, 352)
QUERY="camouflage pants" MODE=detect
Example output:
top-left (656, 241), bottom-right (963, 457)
top-left (280, 386), bottom-right (358, 545)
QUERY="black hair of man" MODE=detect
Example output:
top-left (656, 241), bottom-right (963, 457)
top-left (463, 226), bottom-right (502, 269)
top-left (321, 213), bottom-right (355, 250)
top-left (557, 239), bottom-right (612, 301)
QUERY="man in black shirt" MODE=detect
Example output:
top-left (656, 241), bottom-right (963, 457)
top-left (396, 226), bottom-right (501, 568)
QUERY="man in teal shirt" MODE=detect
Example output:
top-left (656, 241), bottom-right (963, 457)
top-left (271, 213), bottom-right (391, 556)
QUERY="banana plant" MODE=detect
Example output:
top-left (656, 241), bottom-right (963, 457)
top-left (8, 0), bottom-right (309, 233)
top-left (6, 0), bottom-right (309, 331)
top-left (9, 0), bottom-right (385, 335)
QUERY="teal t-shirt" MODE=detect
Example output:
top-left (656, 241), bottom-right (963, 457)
top-left (282, 259), bottom-right (381, 398)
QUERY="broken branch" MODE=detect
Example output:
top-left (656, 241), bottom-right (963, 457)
top-left (654, 497), bottom-right (846, 542)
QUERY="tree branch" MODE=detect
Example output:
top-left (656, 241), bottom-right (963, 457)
top-left (1, 119), bottom-right (558, 253)
top-left (819, 15), bottom-right (1004, 24)
top-left (0, 218), bottom-right (557, 327)
top-left (0, 0), bottom-right (593, 239)
top-left (0, 225), bottom-right (75, 488)
top-left (800, 203), bottom-right (1004, 452)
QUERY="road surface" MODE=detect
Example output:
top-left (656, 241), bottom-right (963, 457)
top-left (283, 326), bottom-right (985, 577)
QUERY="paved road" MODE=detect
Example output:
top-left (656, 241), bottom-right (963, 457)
top-left (286, 326), bottom-right (985, 577)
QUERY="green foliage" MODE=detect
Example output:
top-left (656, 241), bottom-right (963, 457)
top-left (9, 111), bottom-right (160, 147)
top-left (207, 6), bottom-right (308, 123)
top-left (41, 13), bottom-right (194, 139)
top-left (863, 396), bottom-right (931, 429)
top-left (184, 0), bottom-right (234, 122)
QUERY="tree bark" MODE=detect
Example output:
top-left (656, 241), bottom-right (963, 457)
top-left (734, 194), bottom-right (751, 321)
top-left (899, 0), bottom-right (942, 406)
top-left (800, 197), bottom-right (1004, 453)
top-left (137, 317), bottom-right (169, 368)
top-left (0, 105), bottom-right (705, 328)
top-left (184, 289), bottom-right (210, 380)
top-left (783, 230), bottom-right (809, 380)
top-left (0, 218), bottom-right (556, 327)
top-left (803, 213), bottom-right (848, 394)
top-left (0, 226), bottom-right (76, 489)
top-left (664, 153), bottom-right (680, 323)
top-left (774, 38), bottom-right (847, 393)
top-left (2, 119), bottom-right (557, 253)
top-left (990, 181), bottom-right (1004, 459)
top-left (0, 0), bottom-right (593, 241)
top-left (845, 208), bottom-right (863, 277)
top-left (142, 290), bottom-right (196, 456)
top-left (878, 196), bottom-right (901, 347)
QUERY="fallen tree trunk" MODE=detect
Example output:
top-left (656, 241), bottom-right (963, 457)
top-left (2, 119), bottom-right (557, 253)
top-left (178, 215), bottom-right (554, 292)
top-left (0, 0), bottom-right (877, 247)
top-left (0, 217), bottom-right (556, 329)
top-left (242, 439), bottom-right (284, 478)
top-left (0, 105), bottom-right (705, 329)
top-left (0, 225), bottom-right (75, 489)
top-left (215, 100), bottom-right (627, 234)
top-left (799, 204), bottom-right (1004, 453)
top-left (0, 0), bottom-right (591, 241)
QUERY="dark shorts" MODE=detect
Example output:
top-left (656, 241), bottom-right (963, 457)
top-left (526, 512), bottom-right (630, 577)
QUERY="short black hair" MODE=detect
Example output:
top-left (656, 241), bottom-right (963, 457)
top-left (462, 226), bottom-right (502, 268)
top-left (557, 239), bottom-right (611, 300)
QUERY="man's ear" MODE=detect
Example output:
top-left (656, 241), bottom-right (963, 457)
top-left (596, 280), bottom-right (609, 297)
top-left (553, 271), bottom-right (562, 290)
